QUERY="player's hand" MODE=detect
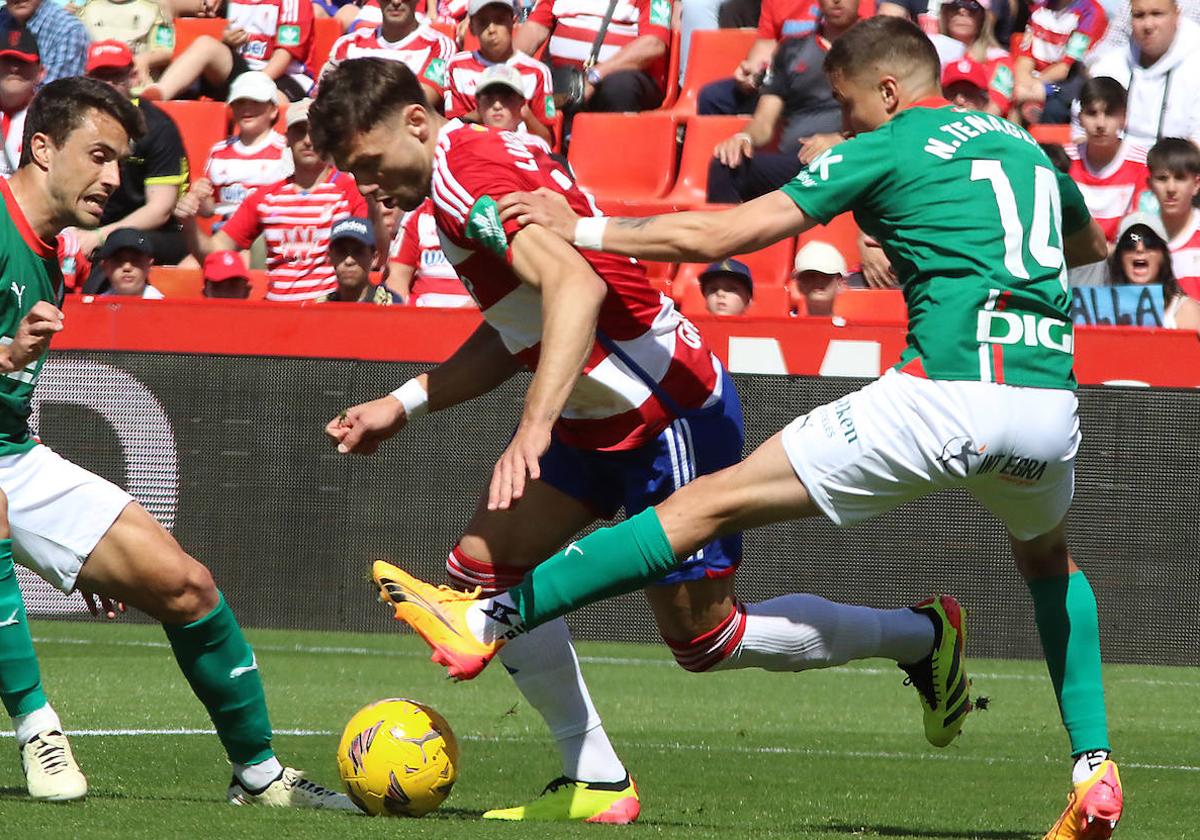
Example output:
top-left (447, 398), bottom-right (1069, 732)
top-left (488, 421), bottom-right (551, 511)
top-left (0, 301), bottom-right (64, 374)
top-left (81, 591), bottom-right (125, 621)
top-left (858, 235), bottom-right (898, 289)
top-left (222, 27), bottom-right (249, 47)
top-left (714, 133), bottom-right (752, 168)
top-left (497, 188), bottom-right (578, 242)
top-left (797, 133), bottom-right (845, 166)
top-left (326, 396), bottom-right (408, 455)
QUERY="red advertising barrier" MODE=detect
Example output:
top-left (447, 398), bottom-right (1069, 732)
top-left (55, 298), bottom-right (1200, 388)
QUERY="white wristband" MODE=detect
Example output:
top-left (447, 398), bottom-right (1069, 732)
top-left (389, 378), bottom-right (429, 419)
top-left (574, 216), bottom-right (609, 251)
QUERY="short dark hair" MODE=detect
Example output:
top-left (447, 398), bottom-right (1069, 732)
top-left (1078, 76), bottom-right (1128, 114)
top-left (20, 76), bottom-right (144, 167)
top-left (309, 58), bottom-right (428, 162)
top-left (824, 16), bottom-right (940, 88)
top-left (1147, 137), bottom-right (1200, 177)
top-left (1039, 142), bottom-right (1071, 174)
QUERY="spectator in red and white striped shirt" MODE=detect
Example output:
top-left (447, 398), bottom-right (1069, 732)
top-left (389, 197), bottom-right (475, 306)
top-left (445, 0), bottom-right (555, 145)
top-left (516, 0), bottom-right (673, 113)
top-left (177, 99), bottom-right (383, 301)
top-left (322, 0), bottom-right (456, 108)
top-left (1147, 137), bottom-right (1200, 299)
top-left (1013, 0), bottom-right (1107, 123)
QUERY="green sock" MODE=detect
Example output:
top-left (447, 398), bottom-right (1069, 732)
top-left (1027, 570), bottom-right (1110, 755)
top-left (163, 593), bottom-right (274, 765)
top-left (508, 508), bottom-right (678, 630)
top-left (0, 539), bottom-right (48, 717)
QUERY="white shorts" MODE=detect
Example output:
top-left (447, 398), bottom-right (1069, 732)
top-left (781, 370), bottom-right (1080, 541)
top-left (1, 444), bottom-right (133, 593)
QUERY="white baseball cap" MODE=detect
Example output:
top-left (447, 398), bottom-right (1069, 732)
top-left (286, 98), bottom-right (314, 129)
top-left (793, 241), bottom-right (847, 276)
top-left (476, 63), bottom-right (526, 98)
top-left (228, 71), bottom-right (278, 104)
top-left (1116, 211), bottom-right (1168, 244)
top-left (468, 0), bottom-right (516, 16)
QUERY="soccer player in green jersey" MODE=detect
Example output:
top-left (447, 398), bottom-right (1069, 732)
top-left (0, 77), bottom-right (352, 810)
top-left (373, 17), bottom-right (1123, 839)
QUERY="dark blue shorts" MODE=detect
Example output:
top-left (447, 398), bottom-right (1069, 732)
top-left (539, 370), bottom-right (744, 585)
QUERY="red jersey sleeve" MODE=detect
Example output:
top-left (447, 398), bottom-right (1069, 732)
top-left (528, 0), bottom-right (555, 30)
top-left (219, 185), bottom-right (268, 249)
top-left (274, 0), bottom-right (314, 65)
top-left (639, 0), bottom-right (671, 45)
top-left (757, 0), bottom-right (778, 40)
top-left (445, 56), bottom-right (474, 118)
top-left (1063, 1), bottom-right (1106, 68)
top-left (526, 60), bottom-right (556, 125)
top-left (394, 206), bottom-right (422, 266)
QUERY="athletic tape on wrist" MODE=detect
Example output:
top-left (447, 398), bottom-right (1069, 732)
top-left (574, 216), bottom-right (609, 251)
top-left (389, 378), bottom-right (429, 419)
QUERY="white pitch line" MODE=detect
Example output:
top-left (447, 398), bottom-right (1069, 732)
top-left (30, 636), bottom-right (1200, 688)
top-left (0, 728), bottom-right (1194, 774)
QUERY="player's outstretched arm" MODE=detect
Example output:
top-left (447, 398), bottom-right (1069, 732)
top-left (498, 188), bottom-right (814, 264)
top-left (486, 224), bottom-right (608, 511)
top-left (1063, 219), bottom-right (1107, 269)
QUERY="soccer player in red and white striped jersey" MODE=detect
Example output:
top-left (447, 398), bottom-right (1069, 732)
top-left (1066, 78), bottom-right (1147, 243)
top-left (178, 100), bottom-right (371, 302)
top-left (323, 0), bottom-right (456, 107)
top-left (445, 0), bottom-right (555, 145)
top-left (1147, 137), bottom-right (1200, 300)
top-left (390, 198), bottom-right (475, 306)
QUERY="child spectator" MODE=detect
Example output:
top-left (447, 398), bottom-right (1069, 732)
top-left (789, 240), bottom-right (846, 318)
top-left (322, 0), bottom-right (455, 109)
top-left (1110, 211), bottom-right (1200, 327)
top-left (941, 57), bottom-right (992, 111)
top-left (75, 0), bottom-right (175, 83)
top-left (1013, 0), bottom-right (1107, 123)
top-left (700, 259), bottom-right (753, 316)
top-left (471, 63), bottom-right (553, 152)
top-left (1067, 77), bottom-right (1148, 243)
top-left (389, 197), bottom-right (474, 306)
top-left (203, 250), bottom-right (253, 298)
top-left (445, 0), bottom-right (554, 145)
top-left (178, 100), bottom-right (377, 301)
top-left (0, 30), bottom-right (42, 177)
top-left (142, 0), bottom-right (315, 101)
top-left (1146, 137), bottom-right (1200, 298)
top-left (98, 228), bottom-right (165, 299)
top-left (201, 71), bottom-right (293, 224)
top-left (320, 217), bottom-right (401, 304)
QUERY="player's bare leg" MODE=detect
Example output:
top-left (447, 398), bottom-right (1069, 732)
top-left (77, 502), bottom-right (353, 809)
top-left (1012, 524), bottom-right (1121, 839)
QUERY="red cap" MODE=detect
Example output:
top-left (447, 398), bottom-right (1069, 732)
top-left (0, 28), bottom-right (40, 64)
top-left (941, 57), bottom-right (990, 93)
top-left (86, 40), bottom-right (134, 74)
top-left (203, 251), bottom-right (249, 283)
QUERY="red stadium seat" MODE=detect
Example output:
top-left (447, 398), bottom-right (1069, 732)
top-left (832, 288), bottom-right (907, 322)
top-left (659, 28), bottom-right (756, 117)
top-left (431, 20), bottom-right (459, 44)
top-left (310, 17), bottom-right (346, 77)
top-left (154, 99), bottom-right (228, 185)
top-left (173, 17), bottom-right (227, 58)
top-left (746, 283), bottom-right (789, 317)
top-left (150, 266), bottom-right (203, 298)
top-left (568, 112), bottom-right (680, 202)
top-left (660, 115), bottom-right (749, 207)
top-left (658, 24), bottom-right (682, 110)
top-left (1029, 123), bottom-right (1074, 146)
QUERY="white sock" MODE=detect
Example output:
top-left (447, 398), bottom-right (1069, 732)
top-left (1072, 749), bottom-right (1110, 784)
top-left (233, 755), bottom-right (283, 792)
top-left (498, 618), bottom-right (625, 783)
top-left (712, 595), bottom-right (934, 672)
top-left (13, 702), bottom-right (62, 748)
top-left (466, 591), bottom-right (523, 644)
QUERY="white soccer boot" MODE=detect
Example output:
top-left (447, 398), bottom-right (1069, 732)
top-left (21, 730), bottom-right (88, 801)
top-left (227, 766), bottom-right (359, 811)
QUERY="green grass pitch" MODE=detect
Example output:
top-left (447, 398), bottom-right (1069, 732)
top-left (2, 620), bottom-right (1195, 839)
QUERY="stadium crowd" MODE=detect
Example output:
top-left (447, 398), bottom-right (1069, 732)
top-left (0, 0), bottom-right (1196, 326)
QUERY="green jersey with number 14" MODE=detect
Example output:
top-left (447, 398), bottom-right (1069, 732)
top-left (781, 99), bottom-right (1091, 390)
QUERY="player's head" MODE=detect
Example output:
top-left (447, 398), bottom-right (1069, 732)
top-left (470, 0), bottom-right (516, 60)
top-left (823, 17), bottom-right (941, 134)
top-left (310, 58), bottom-right (435, 211)
top-left (1130, 0), bottom-right (1178, 63)
top-left (228, 72), bottom-right (280, 142)
top-left (99, 228), bottom-right (153, 296)
top-left (476, 64), bottom-right (527, 132)
top-left (20, 76), bottom-right (144, 228)
top-left (0, 29), bottom-right (42, 112)
top-left (1146, 137), bottom-right (1200, 219)
top-left (1110, 212), bottom-right (1175, 294)
top-left (329, 216), bottom-right (376, 291)
top-left (1077, 77), bottom-right (1126, 149)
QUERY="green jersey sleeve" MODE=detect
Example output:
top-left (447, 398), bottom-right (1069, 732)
top-left (778, 127), bottom-right (894, 225)
top-left (1055, 167), bottom-right (1092, 237)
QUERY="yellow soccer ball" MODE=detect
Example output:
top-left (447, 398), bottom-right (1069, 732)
top-left (336, 698), bottom-right (458, 817)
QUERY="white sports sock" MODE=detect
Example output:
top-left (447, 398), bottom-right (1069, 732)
top-left (233, 755), bottom-right (283, 792)
top-left (498, 618), bottom-right (626, 783)
top-left (1072, 749), bottom-right (1110, 784)
top-left (13, 702), bottom-right (61, 748)
top-left (466, 591), bottom-right (522, 644)
top-left (712, 595), bottom-right (934, 672)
